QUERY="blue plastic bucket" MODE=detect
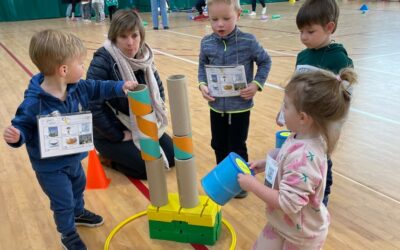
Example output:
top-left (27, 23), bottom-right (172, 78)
top-left (275, 130), bottom-right (291, 148)
top-left (201, 152), bottom-right (253, 206)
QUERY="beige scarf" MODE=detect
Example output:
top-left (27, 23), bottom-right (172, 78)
top-left (104, 40), bottom-right (169, 165)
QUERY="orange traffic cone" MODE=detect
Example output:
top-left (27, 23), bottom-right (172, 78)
top-left (86, 150), bottom-right (111, 189)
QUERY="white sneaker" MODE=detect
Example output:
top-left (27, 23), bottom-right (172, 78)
top-left (249, 11), bottom-right (256, 16)
top-left (261, 7), bottom-right (267, 15)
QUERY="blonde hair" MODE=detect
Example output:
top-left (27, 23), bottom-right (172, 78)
top-left (29, 29), bottom-right (86, 75)
top-left (207, 0), bottom-right (241, 11)
top-left (285, 68), bottom-right (357, 155)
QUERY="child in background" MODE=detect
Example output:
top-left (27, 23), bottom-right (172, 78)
top-left (276, 0), bottom-right (353, 206)
top-left (81, 0), bottom-right (92, 22)
top-left (198, 0), bottom-right (271, 198)
top-left (193, 0), bottom-right (208, 21)
top-left (3, 29), bottom-right (137, 250)
top-left (92, 0), bottom-right (105, 22)
top-left (105, 0), bottom-right (118, 20)
top-left (65, 0), bottom-right (82, 21)
top-left (248, 0), bottom-right (267, 17)
top-left (239, 68), bottom-right (358, 249)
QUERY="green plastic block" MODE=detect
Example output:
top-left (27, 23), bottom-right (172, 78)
top-left (148, 211), bottom-right (222, 245)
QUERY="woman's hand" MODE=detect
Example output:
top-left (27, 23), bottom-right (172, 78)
top-left (248, 159), bottom-right (266, 174)
top-left (199, 85), bottom-right (215, 101)
top-left (122, 81), bottom-right (139, 94)
top-left (122, 130), bottom-right (132, 141)
top-left (238, 173), bottom-right (257, 192)
top-left (3, 125), bottom-right (20, 144)
top-left (240, 82), bottom-right (258, 100)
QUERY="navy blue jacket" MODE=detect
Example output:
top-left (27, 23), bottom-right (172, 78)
top-left (9, 73), bottom-right (125, 172)
top-left (86, 46), bottom-right (165, 142)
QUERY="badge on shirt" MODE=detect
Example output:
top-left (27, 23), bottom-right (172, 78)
top-left (37, 111), bottom-right (94, 158)
top-left (264, 149), bottom-right (280, 188)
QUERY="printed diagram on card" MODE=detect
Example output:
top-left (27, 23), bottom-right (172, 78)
top-left (205, 65), bottom-right (247, 97)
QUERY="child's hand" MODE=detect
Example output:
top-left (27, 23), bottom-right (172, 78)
top-left (199, 85), bottom-right (215, 101)
top-left (238, 173), bottom-right (257, 192)
top-left (240, 82), bottom-right (258, 100)
top-left (3, 125), bottom-right (21, 144)
top-left (122, 81), bottom-right (139, 94)
top-left (249, 159), bottom-right (266, 174)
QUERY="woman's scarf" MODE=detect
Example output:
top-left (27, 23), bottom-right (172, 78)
top-left (104, 40), bottom-right (169, 166)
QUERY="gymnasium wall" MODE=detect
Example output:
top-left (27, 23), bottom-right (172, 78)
top-left (0, 0), bottom-right (286, 22)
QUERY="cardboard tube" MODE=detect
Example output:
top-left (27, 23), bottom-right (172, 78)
top-left (173, 135), bottom-right (194, 160)
top-left (139, 138), bottom-right (161, 160)
top-left (136, 112), bottom-right (158, 141)
top-left (167, 75), bottom-right (191, 136)
top-left (145, 157), bottom-right (168, 206)
top-left (128, 84), bottom-right (152, 116)
top-left (176, 157), bottom-right (199, 208)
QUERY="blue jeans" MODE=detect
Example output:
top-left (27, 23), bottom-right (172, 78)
top-left (35, 162), bottom-right (86, 235)
top-left (66, 2), bottom-right (82, 17)
top-left (150, 0), bottom-right (169, 28)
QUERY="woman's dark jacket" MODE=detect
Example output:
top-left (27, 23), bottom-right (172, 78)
top-left (87, 47), bottom-right (165, 142)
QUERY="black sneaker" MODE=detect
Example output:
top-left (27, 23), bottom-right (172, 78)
top-left (75, 209), bottom-right (104, 227)
top-left (61, 231), bottom-right (87, 250)
top-left (234, 190), bottom-right (248, 199)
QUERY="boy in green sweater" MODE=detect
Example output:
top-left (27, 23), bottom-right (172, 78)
top-left (277, 0), bottom-right (353, 206)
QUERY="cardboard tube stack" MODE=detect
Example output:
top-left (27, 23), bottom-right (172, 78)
top-left (167, 75), bottom-right (199, 208)
top-left (128, 84), bottom-right (168, 207)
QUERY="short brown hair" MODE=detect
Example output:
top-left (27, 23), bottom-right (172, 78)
top-left (285, 68), bottom-right (357, 155)
top-left (108, 10), bottom-right (145, 48)
top-left (296, 0), bottom-right (340, 33)
top-left (29, 29), bottom-right (86, 75)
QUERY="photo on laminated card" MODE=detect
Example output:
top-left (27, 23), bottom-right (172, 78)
top-left (205, 65), bottom-right (247, 97)
top-left (48, 126), bottom-right (59, 137)
top-left (79, 134), bottom-right (93, 145)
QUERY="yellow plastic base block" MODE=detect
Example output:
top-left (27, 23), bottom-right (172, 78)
top-left (147, 193), bottom-right (221, 227)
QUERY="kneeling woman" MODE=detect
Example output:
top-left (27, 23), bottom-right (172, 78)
top-left (87, 10), bottom-right (174, 179)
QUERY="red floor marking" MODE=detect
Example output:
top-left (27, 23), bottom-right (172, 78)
top-left (0, 42), bottom-right (33, 77)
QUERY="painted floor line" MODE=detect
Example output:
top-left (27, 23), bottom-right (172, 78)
top-left (154, 48), bottom-right (400, 126)
top-left (333, 171), bottom-right (400, 205)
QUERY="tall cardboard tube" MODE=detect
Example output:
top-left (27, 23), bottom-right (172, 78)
top-left (167, 75), bottom-right (191, 136)
top-left (176, 157), bottom-right (199, 208)
top-left (173, 135), bottom-right (194, 160)
top-left (145, 157), bottom-right (168, 207)
top-left (128, 84), bottom-right (152, 116)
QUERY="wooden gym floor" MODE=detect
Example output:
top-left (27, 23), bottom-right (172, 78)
top-left (0, 0), bottom-right (399, 249)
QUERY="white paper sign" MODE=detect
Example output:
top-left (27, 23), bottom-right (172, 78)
top-left (38, 112), bottom-right (94, 158)
top-left (264, 149), bottom-right (280, 188)
top-left (205, 65), bottom-right (247, 97)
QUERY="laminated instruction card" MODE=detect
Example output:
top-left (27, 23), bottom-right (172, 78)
top-left (38, 112), bottom-right (94, 158)
top-left (205, 65), bottom-right (247, 97)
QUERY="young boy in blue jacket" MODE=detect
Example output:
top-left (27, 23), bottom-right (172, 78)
top-left (3, 29), bottom-right (137, 250)
top-left (198, 0), bottom-right (272, 198)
